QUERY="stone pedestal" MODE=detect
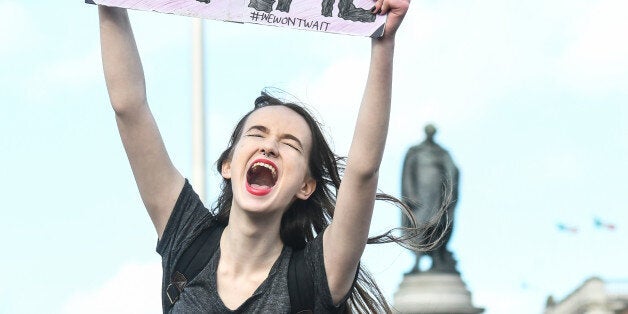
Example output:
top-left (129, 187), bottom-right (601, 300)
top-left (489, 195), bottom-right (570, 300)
top-left (393, 273), bottom-right (484, 314)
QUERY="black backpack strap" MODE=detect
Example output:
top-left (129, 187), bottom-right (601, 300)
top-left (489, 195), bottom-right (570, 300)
top-left (164, 223), bottom-right (225, 312)
top-left (288, 248), bottom-right (315, 314)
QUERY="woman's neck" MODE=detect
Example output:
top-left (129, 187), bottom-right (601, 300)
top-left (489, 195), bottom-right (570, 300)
top-left (216, 208), bottom-right (285, 310)
top-left (219, 207), bottom-right (284, 275)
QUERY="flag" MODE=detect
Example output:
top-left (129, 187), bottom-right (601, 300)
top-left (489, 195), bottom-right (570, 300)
top-left (557, 223), bottom-right (578, 233)
top-left (594, 217), bottom-right (616, 231)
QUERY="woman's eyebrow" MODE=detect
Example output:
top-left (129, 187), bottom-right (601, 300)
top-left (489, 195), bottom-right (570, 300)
top-left (246, 125), bottom-right (269, 133)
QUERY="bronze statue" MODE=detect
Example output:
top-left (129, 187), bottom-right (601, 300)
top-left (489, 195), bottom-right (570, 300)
top-left (402, 124), bottom-right (459, 274)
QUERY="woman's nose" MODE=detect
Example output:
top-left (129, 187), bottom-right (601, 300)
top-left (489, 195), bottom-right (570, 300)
top-left (259, 140), bottom-right (278, 158)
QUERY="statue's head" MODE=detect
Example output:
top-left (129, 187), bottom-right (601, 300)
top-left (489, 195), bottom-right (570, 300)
top-left (424, 124), bottom-right (437, 141)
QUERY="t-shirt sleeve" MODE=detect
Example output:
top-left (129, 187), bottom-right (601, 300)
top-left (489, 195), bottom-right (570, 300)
top-left (156, 179), bottom-right (212, 259)
top-left (305, 229), bottom-right (358, 312)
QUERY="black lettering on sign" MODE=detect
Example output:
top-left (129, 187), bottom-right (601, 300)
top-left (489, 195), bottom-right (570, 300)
top-left (249, 0), bottom-right (375, 22)
top-left (249, 0), bottom-right (275, 12)
top-left (327, 0), bottom-right (375, 22)
top-left (277, 0), bottom-right (293, 12)
top-left (249, 11), bottom-right (331, 31)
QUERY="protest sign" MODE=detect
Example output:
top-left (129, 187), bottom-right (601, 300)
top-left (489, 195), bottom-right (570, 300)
top-left (87, 0), bottom-right (386, 37)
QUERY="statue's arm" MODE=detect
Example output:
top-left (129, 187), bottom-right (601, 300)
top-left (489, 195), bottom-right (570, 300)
top-left (401, 150), bottom-right (416, 200)
top-left (400, 151), bottom-right (416, 227)
top-left (452, 167), bottom-right (460, 205)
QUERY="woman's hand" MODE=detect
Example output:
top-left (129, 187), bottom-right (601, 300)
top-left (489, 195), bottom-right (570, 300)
top-left (372, 0), bottom-right (410, 39)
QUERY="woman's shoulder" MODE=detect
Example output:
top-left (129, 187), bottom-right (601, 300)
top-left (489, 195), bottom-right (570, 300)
top-left (157, 179), bottom-right (213, 255)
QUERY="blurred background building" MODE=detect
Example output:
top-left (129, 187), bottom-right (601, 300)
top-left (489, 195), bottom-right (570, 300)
top-left (544, 277), bottom-right (628, 314)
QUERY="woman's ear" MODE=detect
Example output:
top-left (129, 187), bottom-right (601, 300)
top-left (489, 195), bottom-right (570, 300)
top-left (221, 160), bottom-right (232, 179)
top-left (296, 176), bottom-right (317, 200)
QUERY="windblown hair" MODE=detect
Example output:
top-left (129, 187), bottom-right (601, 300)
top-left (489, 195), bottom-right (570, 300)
top-left (213, 91), bottom-right (449, 313)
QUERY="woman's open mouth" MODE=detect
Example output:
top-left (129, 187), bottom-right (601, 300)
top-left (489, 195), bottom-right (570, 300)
top-left (246, 159), bottom-right (278, 196)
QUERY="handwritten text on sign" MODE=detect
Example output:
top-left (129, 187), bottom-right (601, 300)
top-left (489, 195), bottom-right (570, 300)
top-left (87, 0), bottom-right (386, 37)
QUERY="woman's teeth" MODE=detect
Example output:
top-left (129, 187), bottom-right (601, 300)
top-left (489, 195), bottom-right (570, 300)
top-left (252, 162), bottom-right (277, 179)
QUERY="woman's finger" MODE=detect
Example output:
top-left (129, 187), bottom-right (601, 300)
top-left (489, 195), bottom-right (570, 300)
top-left (380, 0), bottom-right (390, 14)
top-left (371, 0), bottom-right (384, 14)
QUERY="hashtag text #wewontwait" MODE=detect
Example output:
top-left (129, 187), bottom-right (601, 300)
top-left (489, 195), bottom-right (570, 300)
top-left (249, 11), bottom-right (331, 31)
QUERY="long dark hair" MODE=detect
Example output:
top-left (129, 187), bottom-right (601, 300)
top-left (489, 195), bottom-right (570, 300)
top-left (213, 92), bottom-right (449, 313)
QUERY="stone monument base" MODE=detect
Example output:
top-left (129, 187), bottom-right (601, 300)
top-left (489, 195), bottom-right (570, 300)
top-left (393, 273), bottom-right (484, 314)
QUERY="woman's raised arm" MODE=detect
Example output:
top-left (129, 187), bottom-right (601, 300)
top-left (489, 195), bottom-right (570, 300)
top-left (99, 6), bottom-right (184, 238)
top-left (322, 0), bottom-right (410, 304)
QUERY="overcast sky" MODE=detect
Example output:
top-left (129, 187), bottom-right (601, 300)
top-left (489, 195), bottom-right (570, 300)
top-left (1, 1), bottom-right (627, 313)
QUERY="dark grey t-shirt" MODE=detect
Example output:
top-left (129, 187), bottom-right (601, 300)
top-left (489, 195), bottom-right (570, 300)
top-left (157, 180), bottom-right (353, 313)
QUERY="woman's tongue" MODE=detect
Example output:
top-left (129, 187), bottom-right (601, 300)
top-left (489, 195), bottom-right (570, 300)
top-left (247, 166), bottom-right (275, 191)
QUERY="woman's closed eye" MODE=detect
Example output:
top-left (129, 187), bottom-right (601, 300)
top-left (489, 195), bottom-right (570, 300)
top-left (246, 132), bottom-right (264, 138)
top-left (282, 141), bottom-right (301, 152)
